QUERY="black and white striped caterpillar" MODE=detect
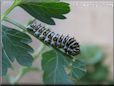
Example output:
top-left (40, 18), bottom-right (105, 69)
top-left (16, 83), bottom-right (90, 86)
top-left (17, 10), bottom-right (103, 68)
top-left (27, 21), bottom-right (80, 56)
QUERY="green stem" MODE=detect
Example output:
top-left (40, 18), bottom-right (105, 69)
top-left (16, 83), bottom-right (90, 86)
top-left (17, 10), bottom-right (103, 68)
top-left (9, 44), bottom-right (45, 84)
top-left (4, 17), bottom-right (74, 59)
top-left (1, 0), bottom-right (21, 20)
top-left (4, 17), bottom-right (26, 31)
top-left (9, 67), bottom-right (40, 84)
top-left (11, 70), bottom-right (23, 84)
top-left (32, 44), bottom-right (46, 60)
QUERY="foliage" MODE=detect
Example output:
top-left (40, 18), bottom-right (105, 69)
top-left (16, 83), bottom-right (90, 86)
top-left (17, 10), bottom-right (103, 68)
top-left (1, 0), bottom-right (86, 84)
top-left (79, 45), bottom-right (104, 64)
top-left (42, 50), bottom-right (73, 84)
top-left (76, 45), bottom-right (111, 84)
top-left (42, 49), bottom-right (86, 84)
top-left (2, 25), bottom-right (33, 76)
top-left (19, 2), bottom-right (70, 25)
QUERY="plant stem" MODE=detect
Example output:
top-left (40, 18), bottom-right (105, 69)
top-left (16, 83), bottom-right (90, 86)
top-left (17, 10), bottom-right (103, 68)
top-left (1, 0), bottom-right (21, 21)
top-left (10, 67), bottom-right (40, 84)
top-left (11, 70), bottom-right (23, 84)
top-left (4, 17), bottom-right (74, 59)
top-left (4, 17), bottom-right (26, 31)
top-left (32, 44), bottom-right (46, 60)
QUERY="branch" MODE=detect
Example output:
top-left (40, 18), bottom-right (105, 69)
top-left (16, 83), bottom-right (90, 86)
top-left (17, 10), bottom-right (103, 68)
top-left (4, 16), bottom-right (74, 59)
top-left (4, 17), bottom-right (26, 31)
top-left (1, 0), bottom-right (22, 20)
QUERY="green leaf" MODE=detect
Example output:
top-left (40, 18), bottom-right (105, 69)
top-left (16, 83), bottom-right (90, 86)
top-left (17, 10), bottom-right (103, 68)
top-left (19, 2), bottom-right (70, 25)
top-left (2, 49), bottom-right (11, 76)
top-left (92, 65), bottom-right (108, 82)
top-left (79, 45), bottom-right (104, 64)
top-left (69, 59), bottom-right (86, 80)
top-left (2, 25), bottom-right (34, 75)
top-left (80, 62), bottom-right (109, 83)
top-left (88, 62), bottom-right (108, 82)
top-left (20, 0), bottom-right (60, 3)
top-left (27, 24), bottom-right (86, 84)
top-left (41, 48), bottom-right (86, 84)
top-left (42, 49), bottom-right (73, 84)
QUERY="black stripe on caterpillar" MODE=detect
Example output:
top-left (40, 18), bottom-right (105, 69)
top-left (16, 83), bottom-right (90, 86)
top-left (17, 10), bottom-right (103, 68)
top-left (26, 21), bottom-right (80, 56)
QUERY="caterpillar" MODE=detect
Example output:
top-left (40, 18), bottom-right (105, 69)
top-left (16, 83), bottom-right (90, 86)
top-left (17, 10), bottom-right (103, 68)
top-left (27, 20), bottom-right (80, 56)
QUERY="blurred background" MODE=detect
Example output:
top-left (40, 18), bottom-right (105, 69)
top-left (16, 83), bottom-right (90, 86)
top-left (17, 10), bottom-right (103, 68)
top-left (1, 0), bottom-right (113, 84)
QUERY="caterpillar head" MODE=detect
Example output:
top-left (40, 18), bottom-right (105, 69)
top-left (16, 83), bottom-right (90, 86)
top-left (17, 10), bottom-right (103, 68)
top-left (26, 20), bottom-right (38, 31)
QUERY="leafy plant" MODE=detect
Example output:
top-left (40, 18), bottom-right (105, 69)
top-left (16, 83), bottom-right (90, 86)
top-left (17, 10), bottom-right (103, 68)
top-left (1, 0), bottom-right (86, 85)
top-left (76, 45), bottom-right (111, 84)
top-left (2, 25), bottom-right (33, 76)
